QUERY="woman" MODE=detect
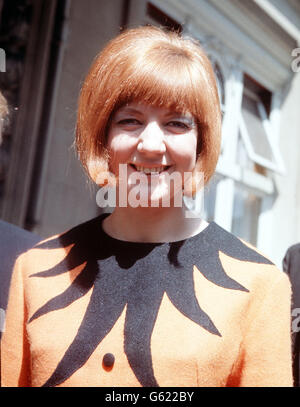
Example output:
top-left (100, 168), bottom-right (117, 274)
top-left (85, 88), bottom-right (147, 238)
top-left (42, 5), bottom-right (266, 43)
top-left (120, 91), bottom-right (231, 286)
top-left (1, 26), bottom-right (292, 387)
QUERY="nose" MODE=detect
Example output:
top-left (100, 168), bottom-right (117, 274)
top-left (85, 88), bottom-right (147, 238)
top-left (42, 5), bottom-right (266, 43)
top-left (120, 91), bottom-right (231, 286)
top-left (137, 121), bottom-right (166, 155)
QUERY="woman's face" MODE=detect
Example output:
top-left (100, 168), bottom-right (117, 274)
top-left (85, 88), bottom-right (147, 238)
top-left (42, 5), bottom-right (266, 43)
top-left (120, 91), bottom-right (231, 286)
top-left (107, 101), bottom-right (198, 207)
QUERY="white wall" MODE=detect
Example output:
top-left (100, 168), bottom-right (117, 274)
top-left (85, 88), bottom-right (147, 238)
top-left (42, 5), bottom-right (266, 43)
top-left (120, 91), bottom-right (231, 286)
top-left (269, 72), bottom-right (300, 267)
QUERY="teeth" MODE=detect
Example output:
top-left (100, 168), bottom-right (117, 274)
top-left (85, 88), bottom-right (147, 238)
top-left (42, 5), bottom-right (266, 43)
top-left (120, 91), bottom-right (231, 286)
top-left (135, 165), bottom-right (166, 174)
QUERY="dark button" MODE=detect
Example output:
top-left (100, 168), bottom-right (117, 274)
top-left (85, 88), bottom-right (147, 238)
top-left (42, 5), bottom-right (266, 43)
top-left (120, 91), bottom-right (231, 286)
top-left (103, 353), bottom-right (115, 368)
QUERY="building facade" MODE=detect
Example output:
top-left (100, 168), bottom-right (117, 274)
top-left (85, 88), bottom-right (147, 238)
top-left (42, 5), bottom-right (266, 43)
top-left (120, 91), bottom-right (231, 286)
top-left (0, 0), bottom-right (299, 268)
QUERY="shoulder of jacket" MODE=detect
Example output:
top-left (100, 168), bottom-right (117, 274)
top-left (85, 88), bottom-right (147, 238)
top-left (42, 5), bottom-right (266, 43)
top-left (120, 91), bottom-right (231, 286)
top-left (285, 243), bottom-right (300, 257)
top-left (15, 215), bottom-right (104, 275)
top-left (209, 221), bottom-right (274, 265)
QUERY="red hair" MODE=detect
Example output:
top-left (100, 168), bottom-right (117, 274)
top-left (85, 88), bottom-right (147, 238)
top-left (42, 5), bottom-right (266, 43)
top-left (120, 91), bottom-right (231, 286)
top-left (76, 25), bottom-right (221, 185)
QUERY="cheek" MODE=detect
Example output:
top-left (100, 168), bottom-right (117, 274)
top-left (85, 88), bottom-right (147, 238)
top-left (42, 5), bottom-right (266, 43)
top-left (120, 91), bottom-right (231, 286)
top-left (108, 134), bottom-right (137, 166)
top-left (168, 135), bottom-right (198, 170)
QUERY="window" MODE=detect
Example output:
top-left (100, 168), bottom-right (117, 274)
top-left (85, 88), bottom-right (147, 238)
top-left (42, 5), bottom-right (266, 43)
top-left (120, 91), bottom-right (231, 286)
top-left (231, 184), bottom-right (262, 246)
top-left (212, 71), bottom-right (282, 245)
top-left (238, 75), bottom-right (285, 174)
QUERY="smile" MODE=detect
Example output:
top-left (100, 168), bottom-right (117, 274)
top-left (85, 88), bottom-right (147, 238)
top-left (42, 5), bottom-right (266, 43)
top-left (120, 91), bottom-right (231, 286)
top-left (130, 164), bottom-right (171, 174)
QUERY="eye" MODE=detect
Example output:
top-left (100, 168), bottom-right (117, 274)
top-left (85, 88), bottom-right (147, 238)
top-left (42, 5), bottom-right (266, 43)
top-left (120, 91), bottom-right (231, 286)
top-left (166, 121), bottom-right (190, 131)
top-left (117, 118), bottom-right (141, 125)
top-left (168, 121), bottom-right (188, 127)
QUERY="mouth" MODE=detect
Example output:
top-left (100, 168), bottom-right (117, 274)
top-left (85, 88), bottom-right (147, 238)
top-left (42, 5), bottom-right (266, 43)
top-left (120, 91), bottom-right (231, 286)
top-left (129, 164), bottom-right (171, 175)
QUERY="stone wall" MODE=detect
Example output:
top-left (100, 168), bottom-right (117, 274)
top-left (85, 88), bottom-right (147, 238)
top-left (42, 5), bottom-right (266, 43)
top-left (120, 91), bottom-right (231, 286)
top-left (34, 0), bottom-right (123, 238)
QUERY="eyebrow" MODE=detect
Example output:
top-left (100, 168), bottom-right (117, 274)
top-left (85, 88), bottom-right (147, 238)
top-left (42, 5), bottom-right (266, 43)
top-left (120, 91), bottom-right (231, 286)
top-left (114, 107), bottom-right (143, 116)
top-left (114, 106), bottom-right (195, 126)
top-left (164, 112), bottom-right (194, 122)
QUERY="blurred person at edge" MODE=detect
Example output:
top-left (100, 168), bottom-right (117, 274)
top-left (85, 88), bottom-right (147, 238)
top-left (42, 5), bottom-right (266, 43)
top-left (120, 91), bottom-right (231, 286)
top-left (283, 244), bottom-right (300, 386)
top-left (1, 26), bottom-right (293, 387)
top-left (0, 91), bottom-right (40, 341)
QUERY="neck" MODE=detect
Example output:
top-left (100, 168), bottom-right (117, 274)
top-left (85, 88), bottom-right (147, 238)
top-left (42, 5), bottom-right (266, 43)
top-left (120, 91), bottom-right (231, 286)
top-left (102, 205), bottom-right (208, 243)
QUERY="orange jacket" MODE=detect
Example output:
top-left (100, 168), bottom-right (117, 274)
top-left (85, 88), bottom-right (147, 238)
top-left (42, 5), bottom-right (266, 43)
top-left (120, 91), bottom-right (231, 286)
top-left (1, 215), bottom-right (293, 387)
